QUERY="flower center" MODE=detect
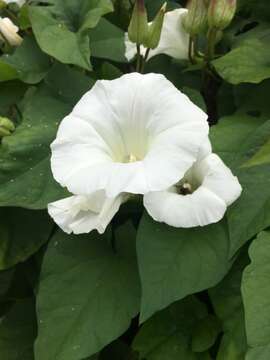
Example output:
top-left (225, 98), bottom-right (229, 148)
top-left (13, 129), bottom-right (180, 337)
top-left (122, 153), bottom-right (139, 163)
top-left (176, 182), bottom-right (193, 195)
top-left (128, 153), bottom-right (138, 163)
top-left (174, 164), bottom-right (203, 196)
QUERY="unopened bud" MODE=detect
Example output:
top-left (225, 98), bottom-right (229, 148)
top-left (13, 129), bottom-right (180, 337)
top-left (0, 117), bottom-right (15, 138)
top-left (182, 0), bottom-right (208, 36)
top-left (0, 17), bottom-right (23, 46)
top-left (128, 0), bottom-right (149, 45)
top-left (208, 0), bottom-right (237, 30)
top-left (144, 2), bottom-right (167, 49)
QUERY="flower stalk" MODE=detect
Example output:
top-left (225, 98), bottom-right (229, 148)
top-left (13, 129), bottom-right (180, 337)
top-left (136, 44), bottom-right (141, 72)
top-left (206, 28), bottom-right (217, 61)
top-left (188, 35), bottom-right (195, 64)
top-left (201, 1), bottom-right (237, 125)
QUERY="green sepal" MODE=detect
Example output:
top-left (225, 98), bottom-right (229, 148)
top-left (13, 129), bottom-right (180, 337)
top-left (143, 2), bottom-right (167, 49)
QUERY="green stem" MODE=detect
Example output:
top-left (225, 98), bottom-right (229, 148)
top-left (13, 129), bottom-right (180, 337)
top-left (188, 36), bottom-right (195, 64)
top-left (144, 48), bottom-right (150, 62)
top-left (206, 28), bottom-right (217, 62)
top-left (201, 29), bottom-right (221, 126)
top-left (136, 44), bottom-right (141, 72)
top-left (140, 48), bottom-right (150, 73)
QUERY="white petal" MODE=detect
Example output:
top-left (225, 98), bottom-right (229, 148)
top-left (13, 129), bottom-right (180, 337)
top-left (193, 154), bottom-right (242, 206)
top-left (124, 33), bottom-right (137, 62)
top-left (197, 138), bottom-right (212, 161)
top-left (144, 152), bottom-right (242, 228)
top-left (124, 9), bottom-right (189, 62)
top-left (148, 9), bottom-right (189, 61)
top-left (48, 192), bottom-right (127, 235)
top-left (51, 73), bottom-right (209, 197)
top-left (144, 186), bottom-right (227, 228)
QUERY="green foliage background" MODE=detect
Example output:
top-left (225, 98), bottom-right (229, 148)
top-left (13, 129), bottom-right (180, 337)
top-left (1, 0), bottom-right (270, 359)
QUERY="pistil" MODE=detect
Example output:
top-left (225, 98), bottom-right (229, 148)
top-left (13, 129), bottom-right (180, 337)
top-left (176, 182), bottom-right (192, 195)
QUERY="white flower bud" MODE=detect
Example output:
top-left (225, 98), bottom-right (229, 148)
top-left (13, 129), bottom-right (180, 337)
top-left (0, 17), bottom-right (23, 46)
top-left (2, 0), bottom-right (26, 7)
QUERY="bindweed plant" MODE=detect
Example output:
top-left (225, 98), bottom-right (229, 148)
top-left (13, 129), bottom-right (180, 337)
top-left (0, 0), bottom-right (270, 359)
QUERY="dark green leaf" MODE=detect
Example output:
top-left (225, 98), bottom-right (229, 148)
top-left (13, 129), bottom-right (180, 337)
top-left (108, 0), bottom-right (132, 29)
top-left (0, 268), bottom-right (14, 297)
top-left (98, 62), bottom-right (123, 80)
top-left (146, 0), bottom-right (180, 19)
top-left (133, 296), bottom-right (207, 360)
top-left (0, 207), bottom-right (52, 270)
top-left (191, 315), bottom-right (221, 353)
top-left (217, 83), bottom-right (236, 118)
top-left (210, 115), bottom-right (270, 256)
top-left (242, 139), bottom-right (270, 167)
top-left (29, 0), bottom-right (113, 70)
top-left (0, 298), bottom-right (36, 360)
top-left (242, 231), bottom-right (270, 359)
top-left (234, 79), bottom-right (270, 120)
top-left (35, 222), bottom-right (140, 360)
top-left (100, 340), bottom-right (136, 360)
top-left (0, 61), bottom-right (18, 82)
top-left (0, 66), bottom-right (92, 209)
top-left (90, 18), bottom-right (126, 62)
top-left (0, 81), bottom-right (27, 115)
top-left (0, 36), bottom-right (51, 84)
top-left (237, 0), bottom-right (270, 21)
top-left (44, 63), bottom-right (95, 104)
top-left (233, 22), bottom-right (270, 47)
top-left (213, 39), bottom-right (270, 85)
top-left (137, 213), bottom-right (232, 322)
top-left (0, 87), bottom-right (70, 208)
top-left (227, 164), bottom-right (270, 257)
top-left (209, 251), bottom-right (248, 360)
top-left (19, 4), bottom-right (32, 30)
top-left (210, 115), bottom-right (270, 169)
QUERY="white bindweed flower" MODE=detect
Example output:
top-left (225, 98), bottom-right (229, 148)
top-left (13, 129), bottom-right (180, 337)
top-left (3, 0), bottom-right (26, 6)
top-left (125, 8), bottom-right (189, 62)
top-left (51, 73), bottom-right (209, 198)
top-left (48, 191), bottom-right (128, 235)
top-left (144, 145), bottom-right (242, 228)
top-left (0, 17), bottom-right (22, 46)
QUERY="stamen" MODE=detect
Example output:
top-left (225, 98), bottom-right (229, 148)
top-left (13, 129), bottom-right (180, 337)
top-left (128, 154), bottom-right (137, 163)
top-left (177, 182), bottom-right (192, 195)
